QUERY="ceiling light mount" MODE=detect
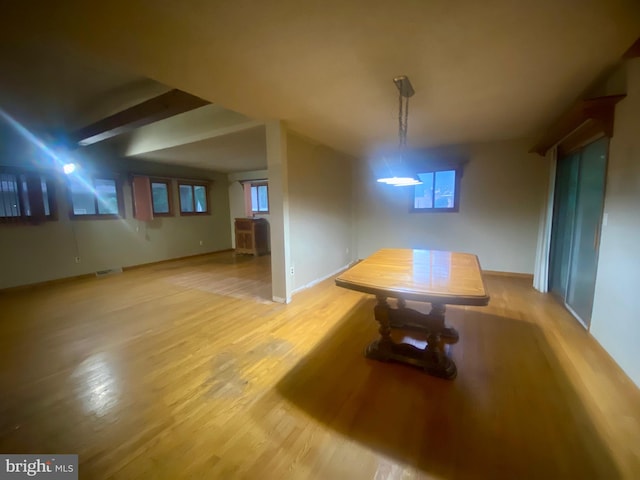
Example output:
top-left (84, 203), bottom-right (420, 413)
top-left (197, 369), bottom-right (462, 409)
top-left (393, 75), bottom-right (415, 99)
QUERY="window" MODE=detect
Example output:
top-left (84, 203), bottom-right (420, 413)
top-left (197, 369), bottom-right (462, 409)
top-left (0, 170), bottom-right (56, 222)
top-left (151, 179), bottom-right (172, 215)
top-left (69, 176), bottom-right (123, 218)
top-left (412, 169), bottom-right (460, 212)
top-left (178, 181), bottom-right (209, 214)
top-left (250, 183), bottom-right (269, 213)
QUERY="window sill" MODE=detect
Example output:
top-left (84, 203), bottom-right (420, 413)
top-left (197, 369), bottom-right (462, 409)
top-left (410, 208), bottom-right (459, 213)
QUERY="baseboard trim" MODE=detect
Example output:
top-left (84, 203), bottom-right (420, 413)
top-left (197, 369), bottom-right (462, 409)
top-left (0, 249), bottom-right (235, 293)
top-left (122, 249), bottom-right (234, 272)
top-left (291, 262), bottom-right (354, 297)
top-left (483, 270), bottom-right (534, 281)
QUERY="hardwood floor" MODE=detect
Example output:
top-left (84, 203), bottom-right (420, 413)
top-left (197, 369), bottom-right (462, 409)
top-left (0, 251), bottom-right (639, 479)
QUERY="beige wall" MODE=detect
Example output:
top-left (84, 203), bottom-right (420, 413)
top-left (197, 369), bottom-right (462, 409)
top-left (287, 133), bottom-right (355, 292)
top-left (590, 58), bottom-right (640, 386)
top-left (355, 140), bottom-right (548, 273)
top-left (0, 158), bottom-right (231, 289)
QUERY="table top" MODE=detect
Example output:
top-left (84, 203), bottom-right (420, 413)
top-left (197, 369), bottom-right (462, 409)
top-left (335, 248), bottom-right (490, 306)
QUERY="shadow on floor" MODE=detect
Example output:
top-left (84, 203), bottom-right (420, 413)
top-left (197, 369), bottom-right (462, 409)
top-left (274, 298), bottom-right (619, 479)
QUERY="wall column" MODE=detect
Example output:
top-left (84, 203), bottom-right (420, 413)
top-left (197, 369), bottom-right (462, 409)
top-left (266, 120), bottom-right (292, 303)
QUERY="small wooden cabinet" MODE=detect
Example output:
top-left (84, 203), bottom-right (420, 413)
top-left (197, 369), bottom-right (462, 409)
top-left (235, 218), bottom-right (269, 256)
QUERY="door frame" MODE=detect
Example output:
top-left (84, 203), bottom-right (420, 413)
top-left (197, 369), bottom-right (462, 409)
top-left (549, 134), bottom-right (610, 329)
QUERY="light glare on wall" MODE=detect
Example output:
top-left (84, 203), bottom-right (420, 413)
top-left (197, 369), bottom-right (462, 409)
top-left (63, 163), bottom-right (77, 175)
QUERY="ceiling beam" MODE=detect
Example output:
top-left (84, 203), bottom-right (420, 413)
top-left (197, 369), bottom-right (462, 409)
top-left (70, 89), bottom-right (209, 146)
top-left (126, 119), bottom-right (264, 157)
top-left (124, 104), bottom-right (263, 157)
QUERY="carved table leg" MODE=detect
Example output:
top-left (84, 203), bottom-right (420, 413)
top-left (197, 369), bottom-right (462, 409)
top-left (365, 296), bottom-right (393, 361)
top-left (430, 303), bottom-right (459, 342)
top-left (423, 332), bottom-right (457, 379)
top-left (365, 298), bottom-right (459, 379)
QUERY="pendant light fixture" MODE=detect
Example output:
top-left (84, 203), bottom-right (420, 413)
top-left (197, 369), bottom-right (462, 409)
top-left (376, 75), bottom-right (422, 187)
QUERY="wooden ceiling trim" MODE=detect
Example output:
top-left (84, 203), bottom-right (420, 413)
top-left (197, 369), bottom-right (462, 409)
top-left (529, 95), bottom-right (626, 156)
top-left (70, 89), bottom-right (210, 146)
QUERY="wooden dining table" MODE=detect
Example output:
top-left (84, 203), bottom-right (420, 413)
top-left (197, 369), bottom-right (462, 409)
top-left (335, 248), bottom-right (490, 379)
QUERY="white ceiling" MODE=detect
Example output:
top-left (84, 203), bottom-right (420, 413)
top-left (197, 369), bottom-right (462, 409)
top-left (1, 1), bottom-right (639, 169)
top-left (131, 125), bottom-right (267, 173)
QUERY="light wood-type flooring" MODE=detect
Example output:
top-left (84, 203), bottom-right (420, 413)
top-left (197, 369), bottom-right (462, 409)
top-left (0, 251), bottom-right (639, 479)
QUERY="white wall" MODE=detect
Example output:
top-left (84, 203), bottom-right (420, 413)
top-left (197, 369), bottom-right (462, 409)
top-left (355, 140), bottom-right (549, 273)
top-left (590, 58), bottom-right (640, 387)
top-left (0, 157), bottom-right (231, 289)
top-left (287, 133), bottom-right (355, 292)
top-left (227, 169), bottom-right (269, 247)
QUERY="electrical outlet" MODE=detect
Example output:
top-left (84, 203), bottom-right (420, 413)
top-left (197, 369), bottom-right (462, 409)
top-left (74, 256), bottom-right (81, 263)
top-left (289, 266), bottom-right (295, 276)
top-left (199, 240), bottom-right (203, 246)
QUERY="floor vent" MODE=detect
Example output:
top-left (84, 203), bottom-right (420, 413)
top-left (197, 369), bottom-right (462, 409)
top-left (95, 267), bottom-right (123, 277)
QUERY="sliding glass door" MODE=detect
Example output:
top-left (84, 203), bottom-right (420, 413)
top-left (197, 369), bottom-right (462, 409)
top-left (549, 153), bottom-right (579, 297)
top-left (549, 137), bottom-right (608, 327)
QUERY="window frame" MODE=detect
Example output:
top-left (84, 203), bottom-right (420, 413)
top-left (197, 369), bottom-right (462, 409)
top-left (410, 167), bottom-right (461, 213)
top-left (68, 174), bottom-right (124, 220)
top-left (149, 178), bottom-right (174, 217)
top-left (177, 180), bottom-right (210, 216)
top-left (250, 182), bottom-right (269, 214)
top-left (0, 167), bottom-right (58, 224)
